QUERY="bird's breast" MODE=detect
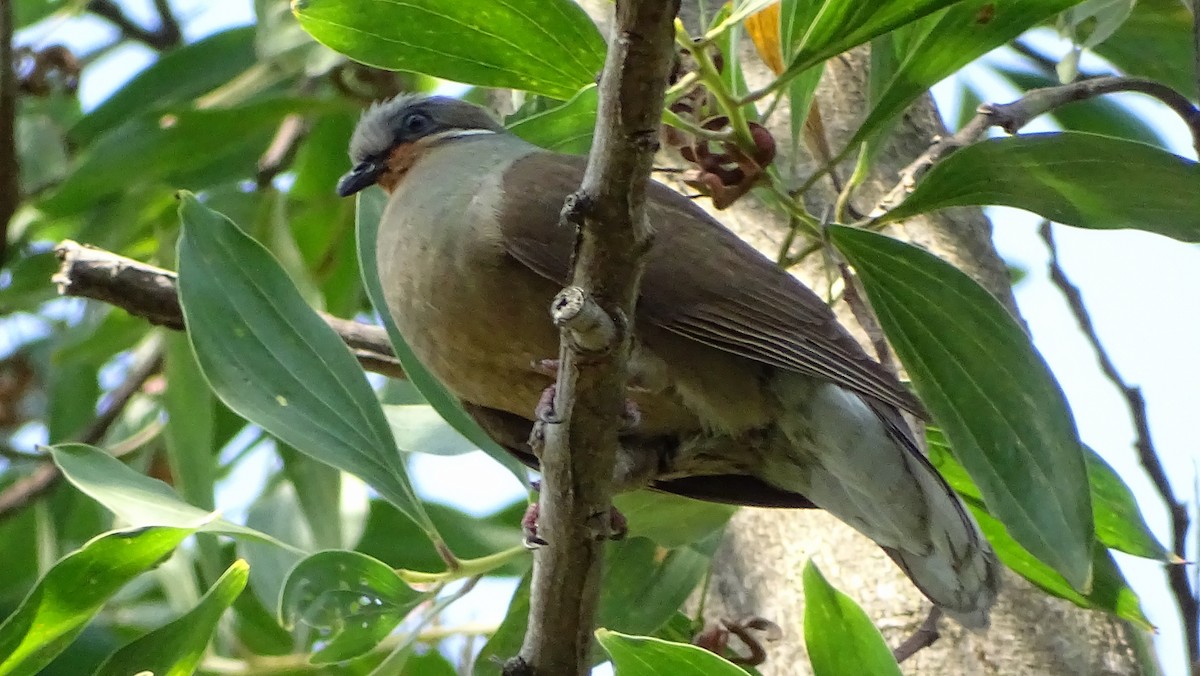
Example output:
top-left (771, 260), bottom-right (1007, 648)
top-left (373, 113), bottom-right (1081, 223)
top-left (376, 138), bottom-right (562, 417)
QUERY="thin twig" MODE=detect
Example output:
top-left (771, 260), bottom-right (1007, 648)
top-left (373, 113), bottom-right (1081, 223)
top-left (872, 76), bottom-right (1200, 217)
top-left (0, 346), bottom-right (164, 521)
top-left (506, 2), bottom-right (679, 675)
top-left (1039, 221), bottom-right (1196, 668)
top-left (892, 607), bottom-right (942, 663)
top-left (51, 240), bottom-right (405, 379)
top-left (0, 0), bottom-right (17, 266)
top-left (87, 0), bottom-right (181, 50)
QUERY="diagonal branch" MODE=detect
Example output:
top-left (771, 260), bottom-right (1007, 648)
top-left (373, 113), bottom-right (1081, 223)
top-left (873, 76), bottom-right (1200, 216)
top-left (505, 2), bottom-right (680, 675)
top-left (51, 240), bottom-right (404, 379)
top-left (87, 0), bottom-right (182, 51)
top-left (1039, 221), bottom-right (1196, 668)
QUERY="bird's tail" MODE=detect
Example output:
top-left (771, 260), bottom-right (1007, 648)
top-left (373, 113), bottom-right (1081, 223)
top-left (768, 379), bottom-right (1000, 627)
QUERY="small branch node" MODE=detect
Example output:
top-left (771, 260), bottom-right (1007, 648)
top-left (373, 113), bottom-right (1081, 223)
top-left (551, 286), bottom-right (617, 353)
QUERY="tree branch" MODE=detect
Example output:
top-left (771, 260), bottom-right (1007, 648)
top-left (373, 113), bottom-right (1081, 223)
top-left (892, 607), bottom-right (942, 663)
top-left (51, 240), bottom-right (405, 379)
top-left (873, 76), bottom-right (1200, 216)
top-left (0, 0), bottom-right (17, 266)
top-left (1039, 221), bottom-right (1197, 668)
top-left (506, 2), bottom-right (679, 674)
top-left (87, 0), bottom-right (182, 51)
top-left (0, 345), bottom-right (162, 521)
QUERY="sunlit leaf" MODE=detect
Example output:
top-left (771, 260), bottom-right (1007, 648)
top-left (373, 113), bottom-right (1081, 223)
top-left (596, 629), bottom-right (751, 676)
top-left (0, 526), bottom-right (196, 676)
top-left (803, 562), bottom-right (902, 676)
top-left (846, 0), bottom-right (1085, 151)
top-left (293, 0), bottom-right (605, 99)
top-left (829, 226), bottom-right (1094, 591)
top-left (93, 560), bottom-right (249, 676)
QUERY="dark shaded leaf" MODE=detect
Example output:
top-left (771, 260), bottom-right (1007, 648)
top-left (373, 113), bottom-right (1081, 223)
top-left (928, 429), bottom-right (1172, 561)
top-left (279, 550), bottom-right (429, 663)
top-left (879, 133), bottom-right (1200, 243)
top-left (829, 226), bottom-right (1094, 591)
top-left (177, 193), bottom-right (437, 536)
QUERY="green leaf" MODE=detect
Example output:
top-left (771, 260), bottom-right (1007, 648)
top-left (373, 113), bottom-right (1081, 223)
top-left (508, 85), bottom-right (598, 155)
top-left (847, 0), bottom-right (1085, 151)
top-left (163, 333), bottom-right (216, 512)
top-left (355, 187), bottom-right (529, 480)
top-left (69, 27), bottom-right (257, 145)
top-left (384, 404), bottom-right (479, 456)
top-left (0, 526), bottom-right (196, 676)
top-left (279, 550), bottom-right (430, 663)
top-left (280, 445), bottom-right (345, 550)
top-left (612, 491), bottom-right (735, 549)
top-left (93, 560), bottom-right (249, 676)
top-left (42, 99), bottom-right (327, 217)
top-left (963, 499), bottom-right (1152, 630)
top-left (928, 430), bottom-right (1172, 561)
top-left (828, 226), bottom-right (1094, 591)
top-left (292, 0), bottom-right (605, 100)
top-left (803, 562), bottom-right (902, 676)
top-left (878, 133), bottom-right (1200, 243)
top-left (1095, 0), bottom-right (1195, 97)
top-left (596, 630), bottom-right (751, 676)
top-left (598, 538), bottom-right (711, 636)
top-left (176, 192), bottom-right (438, 537)
top-left (779, 0), bottom-right (968, 80)
top-left (49, 443), bottom-right (293, 549)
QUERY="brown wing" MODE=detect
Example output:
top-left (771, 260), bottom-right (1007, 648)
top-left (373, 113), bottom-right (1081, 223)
top-left (499, 151), bottom-right (924, 417)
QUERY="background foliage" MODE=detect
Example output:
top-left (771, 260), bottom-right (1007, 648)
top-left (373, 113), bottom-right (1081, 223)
top-left (1, 0), bottom-right (1197, 673)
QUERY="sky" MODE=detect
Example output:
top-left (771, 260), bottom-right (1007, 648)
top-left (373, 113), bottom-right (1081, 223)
top-left (16, 2), bottom-right (1200, 674)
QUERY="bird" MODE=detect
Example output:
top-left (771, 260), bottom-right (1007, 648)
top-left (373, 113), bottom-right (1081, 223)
top-left (336, 94), bottom-right (1000, 627)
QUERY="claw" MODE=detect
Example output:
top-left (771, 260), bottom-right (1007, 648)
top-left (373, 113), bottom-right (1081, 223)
top-left (535, 384), bottom-right (560, 423)
top-left (522, 503), bottom-right (547, 548)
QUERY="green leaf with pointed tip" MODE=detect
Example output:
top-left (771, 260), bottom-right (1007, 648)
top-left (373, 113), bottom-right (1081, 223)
top-left (612, 491), bottom-right (735, 549)
top-left (828, 225), bottom-right (1094, 592)
top-left (292, 0), bottom-right (605, 100)
top-left (355, 187), bottom-right (529, 480)
top-left (845, 0), bottom-right (1085, 151)
top-left (50, 443), bottom-right (294, 550)
top-left (928, 429), bottom-right (1172, 562)
top-left (93, 560), bottom-right (249, 676)
top-left (0, 526), bottom-right (196, 676)
top-left (509, 85), bottom-right (598, 155)
top-left (803, 562), bottom-right (902, 676)
top-left (778, 0), bottom-right (968, 81)
top-left (596, 630), bottom-right (751, 676)
top-left (176, 192), bottom-right (438, 539)
top-left (877, 133), bottom-right (1200, 243)
top-left (279, 550), bottom-right (430, 663)
top-left (962, 498), bottom-right (1152, 630)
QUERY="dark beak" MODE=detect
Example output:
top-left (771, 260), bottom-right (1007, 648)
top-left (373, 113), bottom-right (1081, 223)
top-left (336, 160), bottom-right (383, 197)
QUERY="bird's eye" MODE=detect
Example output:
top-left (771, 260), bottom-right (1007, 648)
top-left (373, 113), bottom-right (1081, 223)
top-left (401, 112), bottom-right (431, 135)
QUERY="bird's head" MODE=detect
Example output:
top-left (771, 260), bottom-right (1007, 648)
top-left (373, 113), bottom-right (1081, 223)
top-left (336, 95), bottom-right (505, 197)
